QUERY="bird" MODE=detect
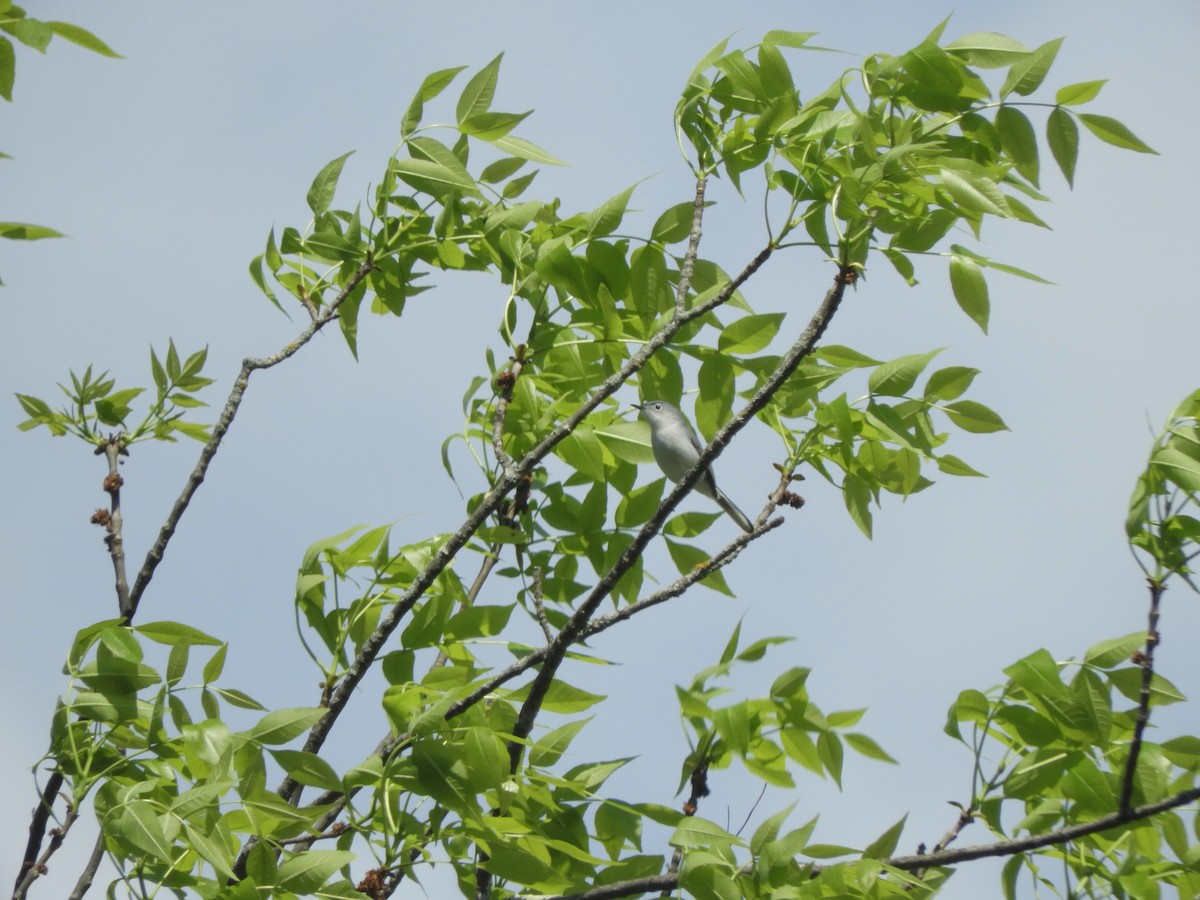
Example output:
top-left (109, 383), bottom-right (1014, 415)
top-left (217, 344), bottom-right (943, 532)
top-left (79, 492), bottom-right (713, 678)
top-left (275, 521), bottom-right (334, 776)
top-left (634, 400), bottom-right (754, 533)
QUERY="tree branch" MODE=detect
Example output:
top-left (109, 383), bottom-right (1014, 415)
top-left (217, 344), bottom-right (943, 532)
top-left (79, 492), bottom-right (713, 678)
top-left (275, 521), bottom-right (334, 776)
top-left (12, 771), bottom-right (62, 898)
top-left (124, 259), bottom-right (375, 621)
top-left (531, 787), bottom-right (1200, 900)
top-left (889, 787), bottom-right (1200, 870)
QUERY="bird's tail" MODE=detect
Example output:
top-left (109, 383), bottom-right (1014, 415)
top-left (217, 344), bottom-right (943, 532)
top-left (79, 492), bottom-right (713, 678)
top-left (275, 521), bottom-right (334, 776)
top-left (716, 490), bottom-right (754, 533)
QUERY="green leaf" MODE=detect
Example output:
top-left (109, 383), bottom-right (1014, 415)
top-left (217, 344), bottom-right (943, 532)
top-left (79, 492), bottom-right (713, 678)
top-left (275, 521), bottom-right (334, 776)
top-left (949, 254), bottom-right (989, 333)
top-left (1162, 736), bottom-right (1200, 768)
top-left (0, 221), bottom-right (63, 240)
top-left (942, 400), bottom-right (1008, 433)
top-left (306, 151), bottom-right (355, 216)
top-left (1047, 107), bottom-right (1079, 187)
top-left (924, 366), bottom-right (979, 401)
top-left (861, 814), bottom-right (907, 860)
top-left (890, 208), bottom-right (956, 253)
top-left (869, 349), bottom-right (943, 397)
top-left (845, 732), bottom-right (897, 764)
top-left (456, 53), bottom-right (503, 123)
top-left (181, 822), bottom-right (235, 881)
top-left (1108, 668), bottom-right (1187, 706)
top-left (816, 345), bottom-right (881, 368)
top-left (1000, 37), bottom-right (1062, 97)
top-left (1055, 79), bottom-right (1106, 106)
top-left (463, 726), bottom-right (508, 790)
top-left (817, 731), bottom-right (844, 786)
top-left (943, 32), bottom-right (1029, 68)
top-left (270, 749), bottom-right (343, 792)
top-left (530, 718), bottom-right (591, 768)
top-left (935, 454), bottom-right (986, 477)
top-left (46, 21), bottom-right (122, 57)
top-left (528, 679), bottom-right (605, 714)
top-left (478, 156), bottom-right (525, 184)
top-left (459, 109), bottom-right (531, 140)
top-left (445, 604), bottom-right (515, 640)
top-left (598, 419), bottom-right (655, 466)
top-left (996, 106), bottom-right (1039, 186)
top-left (556, 424), bottom-right (606, 481)
top-left (113, 801), bottom-right (175, 861)
top-left (939, 168), bottom-right (1012, 218)
top-left (488, 134), bottom-right (567, 165)
top-left (762, 30), bottom-right (818, 49)
top-left (248, 707), bottom-right (327, 745)
top-left (391, 157), bottom-right (479, 198)
top-left (248, 254), bottom-right (282, 312)
top-left (585, 184), bottom-right (636, 238)
top-left (1154, 446), bottom-right (1200, 492)
top-left (94, 387), bottom-right (145, 426)
top-left (202, 643), bottom-right (227, 684)
top-left (670, 816), bottom-right (743, 850)
top-left (479, 848), bottom-right (568, 890)
top-left (212, 687), bottom-right (265, 710)
top-left (276, 850), bottom-right (356, 894)
top-left (717, 313), bottom-right (785, 354)
top-left (0, 37), bottom-right (14, 101)
top-left (7, 18), bottom-right (52, 52)
top-left (664, 540), bottom-right (732, 596)
top-left (1083, 632), bottom-right (1144, 668)
top-left (1078, 113), bottom-right (1158, 154)
top-left (842, 472), bottom-right (873, 538)
top-left (651, 202), bottom-right (697, 244)
top-left (401, 65), bottom-right (468, 137)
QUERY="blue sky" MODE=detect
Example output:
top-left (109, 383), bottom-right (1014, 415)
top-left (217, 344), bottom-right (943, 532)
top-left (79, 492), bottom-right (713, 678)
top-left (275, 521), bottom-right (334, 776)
top-left (3, 3), bottom-right (1199, 897)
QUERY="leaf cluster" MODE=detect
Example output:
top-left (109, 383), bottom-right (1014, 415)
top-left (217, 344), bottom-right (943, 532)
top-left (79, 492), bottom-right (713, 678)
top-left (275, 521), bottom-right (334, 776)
top-left (15, 340), bottom-right (213, 445)
top-left (1128, 389), bottom-right (1200, 590)
top-left (945, 636), bottom-right (1199, 897)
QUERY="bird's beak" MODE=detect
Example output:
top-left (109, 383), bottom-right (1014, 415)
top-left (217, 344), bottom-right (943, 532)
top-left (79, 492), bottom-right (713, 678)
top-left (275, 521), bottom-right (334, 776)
top-left (631, 402), bottom-right (644, 411)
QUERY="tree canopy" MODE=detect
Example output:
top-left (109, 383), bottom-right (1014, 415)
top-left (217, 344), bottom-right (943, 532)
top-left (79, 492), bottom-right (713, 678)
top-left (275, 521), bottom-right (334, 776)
top-left (5, 8), bottom-right (1200, 900)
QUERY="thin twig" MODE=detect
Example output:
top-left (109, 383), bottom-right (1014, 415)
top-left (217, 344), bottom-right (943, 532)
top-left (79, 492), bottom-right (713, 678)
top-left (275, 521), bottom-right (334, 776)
top-left (491, 352), bottom-right (526, 475)
top-left (13, 771), bottom-right (62, 897)
top-left (13, 797), bottom-right (82, 900)
top-left (531, 567), bottom-right (553, 642)
top-left (1119, 578), bottom-right (1166, 813)
top-left (100, 439), bottom-right (132, 617)
top-left (66, 834), bottom-right (106, 900)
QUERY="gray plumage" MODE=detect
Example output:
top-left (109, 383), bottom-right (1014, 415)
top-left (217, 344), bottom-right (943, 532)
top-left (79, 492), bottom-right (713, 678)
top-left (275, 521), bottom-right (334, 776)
top-left (635, 400), bottom-right (754, 533)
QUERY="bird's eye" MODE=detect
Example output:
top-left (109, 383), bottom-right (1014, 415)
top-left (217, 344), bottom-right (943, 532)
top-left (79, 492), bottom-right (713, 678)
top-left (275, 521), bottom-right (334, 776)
top-left (653, 403), bottom-right (662, 410)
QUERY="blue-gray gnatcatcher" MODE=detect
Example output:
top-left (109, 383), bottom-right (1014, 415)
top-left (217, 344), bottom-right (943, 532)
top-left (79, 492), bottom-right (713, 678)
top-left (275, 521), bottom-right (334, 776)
top-left (635, 400), bottom-right (754, 533)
